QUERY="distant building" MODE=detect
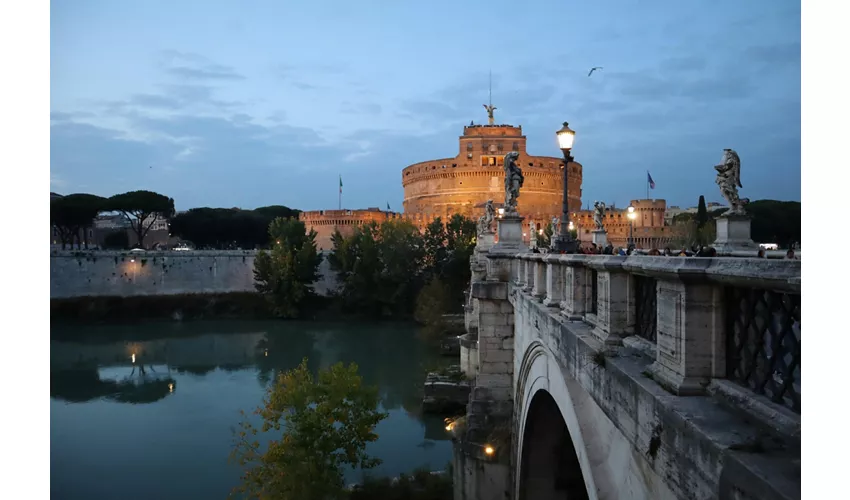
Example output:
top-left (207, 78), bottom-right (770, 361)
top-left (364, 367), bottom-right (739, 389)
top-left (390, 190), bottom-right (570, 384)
top-left (299, 208), bottom-right (401, 251)
top-left (573, 199), bottom-right (681, 250)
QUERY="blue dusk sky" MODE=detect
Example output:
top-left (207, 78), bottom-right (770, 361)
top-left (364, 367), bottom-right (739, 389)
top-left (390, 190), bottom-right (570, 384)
top-left (50, 0), bottom-right (800, 212)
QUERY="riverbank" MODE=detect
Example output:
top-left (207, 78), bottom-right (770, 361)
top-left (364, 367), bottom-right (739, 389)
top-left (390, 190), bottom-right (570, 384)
top-left (50, 292), bottom-right (336, 323)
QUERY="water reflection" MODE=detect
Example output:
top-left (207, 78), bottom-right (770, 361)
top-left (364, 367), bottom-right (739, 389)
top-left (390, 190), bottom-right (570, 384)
top-left (51, 320), bottom-right (453, 500)
top-left (51, 367), bottom-right (177, 404)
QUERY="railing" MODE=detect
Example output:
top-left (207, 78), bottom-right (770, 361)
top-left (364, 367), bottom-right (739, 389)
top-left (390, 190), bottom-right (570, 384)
top-left (503, 253), bottom-right (801, 413)
top-left (725, 286), bottom-right (801, 413)
top-left (633, 276), bottom-right (657, 342)
top-left (589, 269), bottom-right (598, 315)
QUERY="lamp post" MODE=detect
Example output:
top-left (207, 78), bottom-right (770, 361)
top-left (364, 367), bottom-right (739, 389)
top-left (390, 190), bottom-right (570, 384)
top-left (551, 122), bottom-right (578, 253)
top-left (627, 205), bottom-right (636, 248)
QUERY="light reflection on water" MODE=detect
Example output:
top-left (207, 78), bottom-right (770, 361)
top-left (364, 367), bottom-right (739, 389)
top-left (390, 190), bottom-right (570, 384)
top-left (50, 320), bottom-right (453, 500)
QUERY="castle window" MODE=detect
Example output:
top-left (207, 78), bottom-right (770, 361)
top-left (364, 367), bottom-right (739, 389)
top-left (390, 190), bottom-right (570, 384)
top-left (497, 142), bottom-right (503, 151)
top-left (512, 142), bottom-right (519, 150)
top-left (482, 143), bottom-right (489, 151)
top-left (467, 153), bottom-right (473, 159)
top-left (467, 142), bottom-right (473, 151)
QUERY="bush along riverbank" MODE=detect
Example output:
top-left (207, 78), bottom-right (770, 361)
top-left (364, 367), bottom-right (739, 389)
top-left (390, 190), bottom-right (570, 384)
top-left (49, 292), bottom-right (337, 323)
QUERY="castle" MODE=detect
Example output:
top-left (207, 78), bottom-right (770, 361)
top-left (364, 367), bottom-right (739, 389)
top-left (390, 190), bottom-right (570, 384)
top-left (401, 122), bottom-right (582, 229)
top-left (300, 110), bottom-right (680, 251)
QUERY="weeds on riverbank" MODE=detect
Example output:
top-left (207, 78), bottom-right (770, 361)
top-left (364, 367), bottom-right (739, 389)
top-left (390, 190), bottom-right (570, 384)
top-left (348, 466), bottom-right (453, 500)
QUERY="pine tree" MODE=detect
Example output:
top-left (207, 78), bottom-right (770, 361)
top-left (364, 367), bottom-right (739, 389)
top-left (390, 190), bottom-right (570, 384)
top-left (696, 195), bottom-right (708, 229)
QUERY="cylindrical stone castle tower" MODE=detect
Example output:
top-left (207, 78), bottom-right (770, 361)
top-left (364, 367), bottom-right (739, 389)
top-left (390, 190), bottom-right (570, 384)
top-left (401, 123), bottom-right (582, 230)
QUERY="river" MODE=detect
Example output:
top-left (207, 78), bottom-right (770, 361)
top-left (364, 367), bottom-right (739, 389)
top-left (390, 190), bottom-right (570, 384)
top-left (50, 320), bottom-right (454, 500)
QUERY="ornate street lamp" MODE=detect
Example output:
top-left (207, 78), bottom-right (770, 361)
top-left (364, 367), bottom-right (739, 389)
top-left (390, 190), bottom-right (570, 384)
top-left (627, 205), bottom-right (637, 248)
top-left (551, 122), bottom-right (578, 253)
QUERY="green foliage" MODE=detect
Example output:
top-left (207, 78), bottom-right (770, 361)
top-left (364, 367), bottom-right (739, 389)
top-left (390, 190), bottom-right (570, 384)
top-left (106, 190), bottom-right (175, 248)
top-left (330, 215), bottom-right (476, 319)
top-left (231, 358), bottom-right (388, 500)
top-left (348, 468), bottom-right (453, 500)
top-left (747, 200), bottom-right (801, 248)
top-left (50, 292), bottom-right (272, 323)
top-left (671, 219), bottom-right (716, 248)
top-left (538, 221), bottom-right (554, 248)
top-left (414, 278), bottom-right (455, 339)
top-left (50, 193), bottom-right (106, 249)
top-left (170, 205), bottom-right (301, 249)
top-left (425, 214), bottom-right (476, 313)
top-left (253, 217), bottom-right (322, 318)
top-left (696, 195), bottom-right (709, 229)
top-left (671, 199), bottom-right (801, 248)
top-left (329, 219), bottom-right (425, 317)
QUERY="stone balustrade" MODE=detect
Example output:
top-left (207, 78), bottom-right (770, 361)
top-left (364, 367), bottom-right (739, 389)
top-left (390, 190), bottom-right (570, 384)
top-left (498, 252), bottom-right (801, 414)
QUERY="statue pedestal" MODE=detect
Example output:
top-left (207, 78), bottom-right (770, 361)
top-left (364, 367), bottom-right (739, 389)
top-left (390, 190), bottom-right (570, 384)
top-left (476, 231), bottom-right (495, 252)
top-left (592, 230), bottom-right (608, 248)
top-left (491, 215), bottom-right (526, 254)
top-left (713, 214), bottom-right (757, 252)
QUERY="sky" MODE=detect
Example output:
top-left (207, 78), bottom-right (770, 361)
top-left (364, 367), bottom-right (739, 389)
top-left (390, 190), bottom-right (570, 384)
top-left (50, 0), bottom-right (800, 212)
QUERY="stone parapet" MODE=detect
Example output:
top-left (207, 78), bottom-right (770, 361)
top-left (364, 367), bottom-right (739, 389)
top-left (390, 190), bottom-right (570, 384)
top-left (505, 253), bottom-right (801, 414)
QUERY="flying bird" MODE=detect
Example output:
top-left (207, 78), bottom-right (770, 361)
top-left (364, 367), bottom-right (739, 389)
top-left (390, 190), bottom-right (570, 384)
top-left (588, 67), bottom-right (603, 77)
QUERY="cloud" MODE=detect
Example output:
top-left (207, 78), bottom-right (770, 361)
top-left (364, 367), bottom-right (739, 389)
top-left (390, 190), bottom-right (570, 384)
top-left (100, 84), bottom-right (244, 118)
top-left (271, 63), bottom-right (348, 92)
top-left (125, 93), bottom-right (183, 109)
top-left (745, 42), bottom-right (801, 68)
top-left (340, 101), bottom-right (382, 116)
top-left (159, 50), bottom-right (244, 81)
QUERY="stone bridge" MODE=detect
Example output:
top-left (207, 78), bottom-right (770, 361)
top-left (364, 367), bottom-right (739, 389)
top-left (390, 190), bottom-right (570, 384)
top-left (451, 238), bottom-right (801, 499)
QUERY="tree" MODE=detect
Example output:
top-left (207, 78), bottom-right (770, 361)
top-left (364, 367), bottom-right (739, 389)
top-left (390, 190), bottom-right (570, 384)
top-left (747, 200), bottom-right (801, 248)
top-left (329, 219), bottom-right (426, 317)
top-left (538, 221), bottom-right (554, 249)
top-left (671, 199), bottom-right (801, 249)
top-left (231, 358), bottom-right (388, 500)
top-left (253, 217), bottom-right (322, 318)
top-left (414, 277), bottom-right (456, 339)
top-left (170, 205), bottom-right (302, 249)
top-left (50, 193), bottom-right (106, 249)
top-left (107, 190), bottom-right (175, 249)
top-left (440, 214), bottom-right (476, 307)
top-left (695, 195), bottom-right (708, 229)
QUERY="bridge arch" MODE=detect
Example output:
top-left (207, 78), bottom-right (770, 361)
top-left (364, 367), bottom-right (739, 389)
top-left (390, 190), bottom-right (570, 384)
top-left (514, 341), bottom-right (597, 500)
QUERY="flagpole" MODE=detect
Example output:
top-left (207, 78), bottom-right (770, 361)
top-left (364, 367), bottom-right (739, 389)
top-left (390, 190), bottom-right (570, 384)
top-left (646, 171), bottom-right (649, 200)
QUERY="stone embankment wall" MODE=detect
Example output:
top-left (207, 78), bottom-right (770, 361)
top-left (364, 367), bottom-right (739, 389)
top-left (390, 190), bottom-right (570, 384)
top-left (50, 250), bottom-right (339, 299)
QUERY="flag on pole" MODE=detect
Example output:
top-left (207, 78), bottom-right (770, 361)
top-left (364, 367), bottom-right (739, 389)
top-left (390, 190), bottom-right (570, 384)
top-left (647, 171), bottom-right (656, 189)
top-left (339, 175), bottom-right (343, 194)
top-left (387, 202), bottom-right (391, 211)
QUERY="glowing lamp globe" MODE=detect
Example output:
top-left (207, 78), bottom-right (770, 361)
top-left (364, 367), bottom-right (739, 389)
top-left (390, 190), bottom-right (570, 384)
top-left (556, 122), bottom-right (576, 152)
